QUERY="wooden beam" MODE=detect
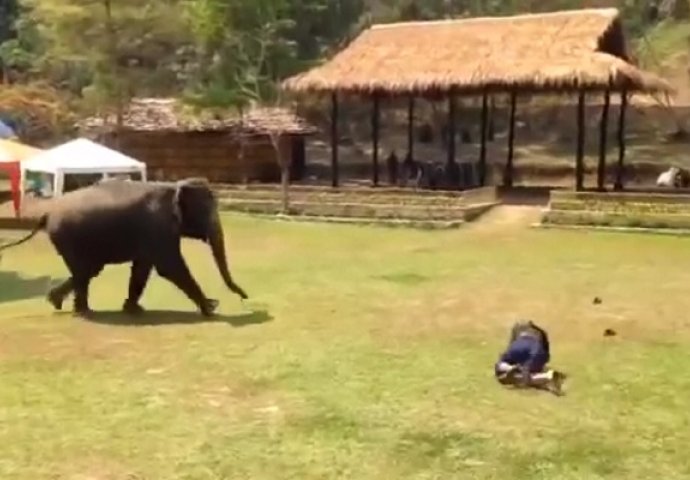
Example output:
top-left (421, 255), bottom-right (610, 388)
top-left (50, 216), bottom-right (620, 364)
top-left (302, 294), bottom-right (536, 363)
top-left (479, 91), bottom-right (489, 186)
top-left (503, 91), bottom-right (517, 187)
top-left (614, 89), bottom-right (628, 191)
top-left (575, 91), bottom-right (586, 192)
top-left (407, 96), bottom-right (415, 159)
top-left (330, 92), bottom-right (339, 188)
top-left (597, 89), bottom-right (611, 191)
top-left (371, 93), bottom-right (380, 187)
top-left (447, 93), bottom-right (456, 166)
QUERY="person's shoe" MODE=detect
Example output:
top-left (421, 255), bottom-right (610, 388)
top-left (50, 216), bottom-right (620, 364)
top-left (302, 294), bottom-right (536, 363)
top-left (550, 371), bottom-right (567, 395)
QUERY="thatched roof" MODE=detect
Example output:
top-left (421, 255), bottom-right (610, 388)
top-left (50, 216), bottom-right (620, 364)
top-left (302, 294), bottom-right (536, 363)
top-left (282, 8), bottom-right (674, 96)
top-left (78, 98), bottom-right (316, 136)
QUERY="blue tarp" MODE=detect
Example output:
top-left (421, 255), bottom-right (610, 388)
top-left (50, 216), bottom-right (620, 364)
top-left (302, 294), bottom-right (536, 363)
top-left (0, 119), bottom-right (17, 139)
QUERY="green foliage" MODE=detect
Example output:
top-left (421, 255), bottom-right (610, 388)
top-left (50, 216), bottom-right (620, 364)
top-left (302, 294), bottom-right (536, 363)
top-left (636, 18), bottom-right (690, 68)
top-left (14, 0), bottom-right (192, 118)
top-left (182, 0), bottom-right (299, 109)
top-left (0, 0), bottom-right (686, 120)
top-left (0, 81), bottom-right (75, 141)
top-left (0, 0), bottom-right (19, 42)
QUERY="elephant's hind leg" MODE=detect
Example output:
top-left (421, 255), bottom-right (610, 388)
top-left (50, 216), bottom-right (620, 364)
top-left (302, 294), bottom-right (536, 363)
top-left (70, 265), bottom-right (104, 318)
top-left (123, 260), bottom-right (152, 315)
top-left (47, 278), bottom-right (74, 310)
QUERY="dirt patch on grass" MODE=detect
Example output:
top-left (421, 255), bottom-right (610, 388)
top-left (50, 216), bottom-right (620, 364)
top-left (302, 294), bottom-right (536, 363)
top-left (466, 205), bottom-right (543, 232)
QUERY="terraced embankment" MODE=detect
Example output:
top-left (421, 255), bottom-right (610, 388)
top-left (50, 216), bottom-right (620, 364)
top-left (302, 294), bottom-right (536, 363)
top-left (541, 189), bottom-right (690, 231)
top-left (215, 184), bottom-right (500, 229)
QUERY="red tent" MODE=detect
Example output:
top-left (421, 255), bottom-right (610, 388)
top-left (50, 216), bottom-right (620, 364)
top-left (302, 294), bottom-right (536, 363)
top-left (0, 140), bottom-right (42, 217)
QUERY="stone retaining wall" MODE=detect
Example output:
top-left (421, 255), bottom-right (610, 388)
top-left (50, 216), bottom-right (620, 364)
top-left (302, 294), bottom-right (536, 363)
top-left (218, 185), bottom-right (499, 227)
top-left (542, 189), bottom-right (690, 230)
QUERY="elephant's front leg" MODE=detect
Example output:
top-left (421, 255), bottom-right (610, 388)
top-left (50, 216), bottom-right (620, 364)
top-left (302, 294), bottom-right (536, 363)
top-left (123, 260), bottom-right (152, 315)
top-left (154, 251), bottom-right (218, 316)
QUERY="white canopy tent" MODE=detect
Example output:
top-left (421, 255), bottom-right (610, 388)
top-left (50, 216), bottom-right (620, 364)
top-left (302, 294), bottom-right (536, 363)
top-left (20, 138), bottom-right (147, 208)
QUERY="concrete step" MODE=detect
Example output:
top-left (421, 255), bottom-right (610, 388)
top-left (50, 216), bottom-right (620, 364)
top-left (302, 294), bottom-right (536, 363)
top-left (216, 189), bottom-right (468, 207)
top-left (542, 209), bottom-right (690, 230)
top-left (214, 183), bottom-right (468, 198)
top-left (549, 199), bottom-right (690, 215)
top-left (219, 198), bottom-right (468, 220)
top-left (231, 212), bottom-right (465, 230)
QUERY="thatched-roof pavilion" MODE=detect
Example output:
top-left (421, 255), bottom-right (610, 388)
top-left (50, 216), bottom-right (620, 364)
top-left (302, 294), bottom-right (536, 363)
top-left (282, 8), bottom-right (675, 191)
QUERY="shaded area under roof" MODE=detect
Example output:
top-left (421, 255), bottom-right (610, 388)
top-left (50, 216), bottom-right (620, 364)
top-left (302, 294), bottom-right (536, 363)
top-left (282, 8), bottom-right (674, 96)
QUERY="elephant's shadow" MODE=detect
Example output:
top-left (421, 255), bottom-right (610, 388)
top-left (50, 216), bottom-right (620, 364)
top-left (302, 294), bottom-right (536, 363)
top-left (77, 309), bottom-right (273, 327)
top-left (0, 271), bottom-right (58, 304)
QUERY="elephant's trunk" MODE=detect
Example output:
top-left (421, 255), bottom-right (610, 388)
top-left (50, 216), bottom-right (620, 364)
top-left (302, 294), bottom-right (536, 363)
top-left (208, 212), bottom-right (248, 300)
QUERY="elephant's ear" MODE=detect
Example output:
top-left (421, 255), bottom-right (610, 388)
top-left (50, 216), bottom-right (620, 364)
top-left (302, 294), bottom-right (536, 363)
top-left (172, 178), bottom-right (212, 217)
top-left (172, 177), bottom-right (215, 237)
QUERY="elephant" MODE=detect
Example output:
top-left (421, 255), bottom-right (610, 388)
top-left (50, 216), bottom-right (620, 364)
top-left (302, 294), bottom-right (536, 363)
top-left (0, 177), bottom-right (248, 318)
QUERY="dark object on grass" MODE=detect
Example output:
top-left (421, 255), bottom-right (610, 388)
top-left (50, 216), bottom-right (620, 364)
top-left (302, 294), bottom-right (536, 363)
top-left (593, 297), bottom-right (602, 305)
top-left (604, 328), bottom-right (617, 337)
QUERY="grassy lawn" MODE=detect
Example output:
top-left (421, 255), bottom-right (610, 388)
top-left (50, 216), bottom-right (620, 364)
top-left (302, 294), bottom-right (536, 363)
top-left (0, 213), bottom-right (689, 479)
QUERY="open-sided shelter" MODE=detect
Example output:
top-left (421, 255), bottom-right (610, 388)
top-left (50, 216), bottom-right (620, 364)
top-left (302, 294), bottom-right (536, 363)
top-left (78, 98), bottom-right (316, 184)
top-left (20, 138), bottom-right (147, 214)
top-left (282, 7), bottom-right (675, 191)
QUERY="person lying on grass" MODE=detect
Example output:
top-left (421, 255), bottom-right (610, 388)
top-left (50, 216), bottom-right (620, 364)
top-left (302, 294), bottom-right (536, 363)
top-left (494, 320), bottom-right (567, 395)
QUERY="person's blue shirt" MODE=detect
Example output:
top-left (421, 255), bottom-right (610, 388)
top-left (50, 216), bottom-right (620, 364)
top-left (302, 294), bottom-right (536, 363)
top-left (496, 334), bottom-right (549, 374)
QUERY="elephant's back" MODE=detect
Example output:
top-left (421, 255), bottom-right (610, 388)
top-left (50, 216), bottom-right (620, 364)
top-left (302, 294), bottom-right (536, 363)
top-left (45, 182), bottom-right (165, 259)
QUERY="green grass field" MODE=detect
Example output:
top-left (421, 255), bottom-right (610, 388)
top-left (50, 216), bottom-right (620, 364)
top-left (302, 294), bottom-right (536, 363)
top-left (0, 213), bottom-right (689, 479)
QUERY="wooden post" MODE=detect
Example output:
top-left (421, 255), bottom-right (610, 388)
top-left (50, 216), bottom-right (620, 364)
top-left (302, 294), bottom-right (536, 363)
top-left (575, 90), bottom-right (586, 192)
top-left (407, 96), bottom-right (415, 159)
top-left (503, 90), bottom-right (517, 187)
top-left (479, 90), bottom-right (489, 186)
top-left (597, 89), bottom-right (611, 191)
top-left (488, 95), bottom-right (495, 141)
top-left (330, 92), bottom-right (339, 187)
top-left (614, 89), bottom-right (628, 191)
top-left (447, 93), bottom-right (456, 166)
top-left (371, 93), bottom-right (380, 187)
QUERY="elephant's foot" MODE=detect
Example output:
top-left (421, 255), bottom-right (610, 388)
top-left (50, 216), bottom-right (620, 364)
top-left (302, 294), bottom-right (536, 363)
top-left (122, 300), bottom-right (145, 316)
top-left (47, 289), bottom-right (64, 311)
top-left (200, 298), bottom-right (219, 317)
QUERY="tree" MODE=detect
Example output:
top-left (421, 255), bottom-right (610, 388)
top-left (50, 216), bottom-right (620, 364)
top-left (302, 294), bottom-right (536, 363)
top-left (0, 0), bottom-right (19, 43)
top-left (0, 82), bottom-right (75, 143)
top-left (22, 0), bottom-right (193, 130)
top-left (183, 0), bottom-right (301, 212)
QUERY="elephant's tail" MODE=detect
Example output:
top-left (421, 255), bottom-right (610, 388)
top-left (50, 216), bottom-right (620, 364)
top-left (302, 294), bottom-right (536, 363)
top-left (0, 214), bottom-right (48, 253)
